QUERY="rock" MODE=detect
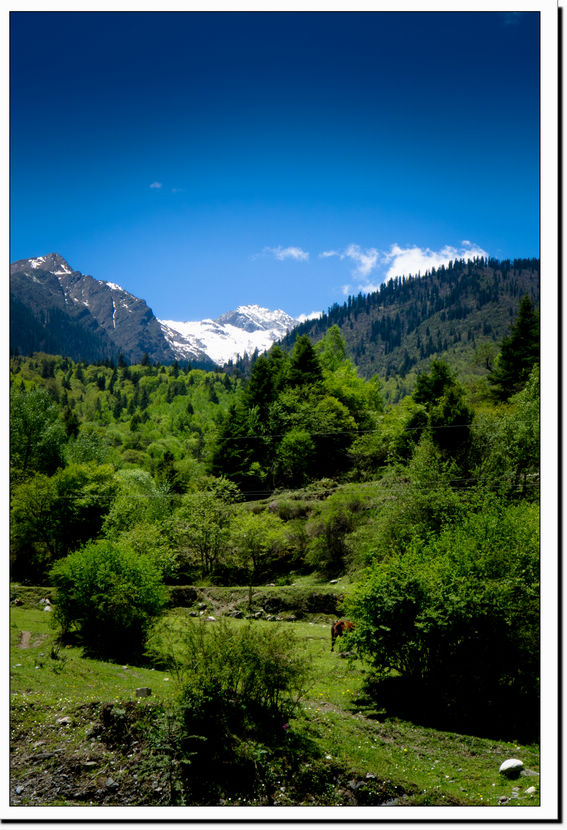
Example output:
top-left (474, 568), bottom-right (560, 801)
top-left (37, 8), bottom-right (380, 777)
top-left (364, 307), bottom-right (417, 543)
top-left (498, 796), bottom-right (510, 804)
top-left (365, 772), bottom-right (377, 779)
top-left (105, 778), bottom-right (118, 790)
top-left (525, 786), bottom-right (537, 794)
top-left (136, 687), bottom-right (151, 697)
top-left (254, 610), bottom-right (263, 618)
top-left (499, 759), bottom-right (524, 778)
top-left (15, 786), bottom-right (24, 794)
top-left (43, 605), bottom-right (52, 612)
top-left (197, 602), bottom-right (207, 609)
top-left (206, 615), bottom-right (216, 621)
top-left (329, 579), bottom-right (339, 584)
top-left (56, 716), bottom-right (72, 726)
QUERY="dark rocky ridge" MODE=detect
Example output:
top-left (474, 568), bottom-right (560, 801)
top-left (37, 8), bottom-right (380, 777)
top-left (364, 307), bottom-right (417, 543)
top-left (10, 254), bottom-right (215, 367)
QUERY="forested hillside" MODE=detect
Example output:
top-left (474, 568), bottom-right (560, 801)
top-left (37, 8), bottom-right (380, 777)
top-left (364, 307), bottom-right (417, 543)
top-left (277, 257), bottom-right (539, 399)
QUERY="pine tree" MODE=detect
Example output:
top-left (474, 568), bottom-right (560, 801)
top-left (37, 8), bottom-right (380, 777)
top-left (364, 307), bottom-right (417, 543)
top-left (489, 295), bottom-right (539, 400)
top-left (288, 335), bottom-right (323, 388)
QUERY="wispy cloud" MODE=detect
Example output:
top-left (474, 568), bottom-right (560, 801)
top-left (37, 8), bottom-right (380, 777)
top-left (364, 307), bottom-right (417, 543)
top-left (322, 240), bottom-right (489, 296)
top-left (149, 182), bottom-right (163, 189)
top-left (257, 246), bottom-right (310, 262)
top-left (320, 245), bottom-right (379, 276)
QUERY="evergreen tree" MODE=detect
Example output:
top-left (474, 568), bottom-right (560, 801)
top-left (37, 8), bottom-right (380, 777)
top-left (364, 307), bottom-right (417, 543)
top-left (288, 335), bottom-right (323, 388)
top-left (489, 295), bottom-right (539, 400)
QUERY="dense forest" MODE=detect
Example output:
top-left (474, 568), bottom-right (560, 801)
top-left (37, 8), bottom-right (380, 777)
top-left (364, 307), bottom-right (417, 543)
top-left (10, 291), bottom-right (540, 802)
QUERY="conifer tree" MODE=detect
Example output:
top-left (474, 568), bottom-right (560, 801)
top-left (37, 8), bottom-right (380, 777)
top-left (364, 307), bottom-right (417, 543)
top-left (489, 295), bottom-right (539, 400)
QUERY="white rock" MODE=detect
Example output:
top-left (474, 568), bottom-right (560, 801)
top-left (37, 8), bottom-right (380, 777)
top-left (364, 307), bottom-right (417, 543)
top-left (525, 786), bottom-right (537, 794)
top-left (499, 759), bottom-right (524, 778)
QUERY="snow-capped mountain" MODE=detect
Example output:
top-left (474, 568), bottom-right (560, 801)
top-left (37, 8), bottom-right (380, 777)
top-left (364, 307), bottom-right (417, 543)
top-left (159, 305), bottom-right (299, 366)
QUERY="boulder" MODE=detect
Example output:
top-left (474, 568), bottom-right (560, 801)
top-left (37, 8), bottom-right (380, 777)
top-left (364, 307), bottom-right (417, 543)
top-left (499, 759), bottom-right (524, 778)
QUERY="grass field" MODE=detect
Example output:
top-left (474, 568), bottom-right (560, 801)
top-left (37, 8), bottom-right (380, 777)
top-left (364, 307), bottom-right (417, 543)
top-left (10, 600), bottom-right (540, 808)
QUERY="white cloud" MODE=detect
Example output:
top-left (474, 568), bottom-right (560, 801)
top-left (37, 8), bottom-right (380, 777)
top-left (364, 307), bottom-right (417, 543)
top-left (322, 240), bottom-right (489, 298)
top-left (149, 182), bottom-right (163, 189)
top-left (383, 242), bottom-right (489, 280)
top-left (262, 246), bottom-right (309, 262)
top-left (297, 310), bottom-right (323, 323)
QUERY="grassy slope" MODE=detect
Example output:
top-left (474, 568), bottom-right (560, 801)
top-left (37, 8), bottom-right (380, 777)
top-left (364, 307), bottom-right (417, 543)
top-left (10, 602), bottom-right (540, 808)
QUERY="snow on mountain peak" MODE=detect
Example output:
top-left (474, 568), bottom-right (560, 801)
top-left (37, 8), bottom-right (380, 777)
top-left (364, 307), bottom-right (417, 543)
top-left (27, 253), bottom-right (73, 275)
top-left (160, 305), bottom-right (299, 366)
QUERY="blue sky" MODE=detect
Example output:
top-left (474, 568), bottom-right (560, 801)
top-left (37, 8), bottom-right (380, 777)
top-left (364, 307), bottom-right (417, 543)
top-left (10, 11), bottom-right (540, 321)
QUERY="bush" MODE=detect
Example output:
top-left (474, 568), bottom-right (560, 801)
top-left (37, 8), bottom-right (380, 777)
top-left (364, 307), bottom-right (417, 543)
top-left (50, 540), bottom-right (168, 661)
top-left (146, 616), bottom-right (312, 803)
top-left (347, 498), bottom-right (539, 739)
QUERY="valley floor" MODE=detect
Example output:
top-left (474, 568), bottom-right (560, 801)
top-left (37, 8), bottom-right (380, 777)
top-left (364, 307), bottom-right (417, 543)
top-left (10, 595), bottom-right (540, 810)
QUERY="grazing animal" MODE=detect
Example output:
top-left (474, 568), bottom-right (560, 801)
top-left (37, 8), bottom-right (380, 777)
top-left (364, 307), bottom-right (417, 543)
top-left (331, 619), bottom-right (355, 651)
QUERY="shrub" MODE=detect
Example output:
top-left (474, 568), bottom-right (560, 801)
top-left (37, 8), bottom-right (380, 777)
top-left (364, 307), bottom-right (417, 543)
top-left (50, 540), bottom-right (168, 662)
top-left (147, 616), bottom-right (311, 718)
top-left (347, 498), bottom-right (539, 739)
top-left (146, 616), bottom-right (312, 802)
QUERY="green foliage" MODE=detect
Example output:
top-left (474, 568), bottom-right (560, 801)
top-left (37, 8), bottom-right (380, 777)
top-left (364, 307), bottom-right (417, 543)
top-left (145, 616), bottom-right (312, 803)
top-left (274, 428), bottom-right (316, 487)
top-left (10, 385), bottom-right (66, 477)
top-left (305, 487), bottom-right (366, 576)
top-left (229, 510), bottom-right (288, 585)
top-left (473, 365), bottom-right (539, 498)
top-left (288, 334), bottom-right (323, 388)
top-left (11, 463), bottom-right (117, 582)
top-left (169, 491), bottom-right (233, 578)
top-left (50, 539), bottom-right (168, 662)
top-left (315, 324), bottom-right (347, 371)
top-left (413, 360), bottom-right (473, 463)
top-left (347, 497), bottom-right (539, 738)
top-left (102, 468), bottom-right (172, 536)
top-left (489, 295), bottom-right (539, 400)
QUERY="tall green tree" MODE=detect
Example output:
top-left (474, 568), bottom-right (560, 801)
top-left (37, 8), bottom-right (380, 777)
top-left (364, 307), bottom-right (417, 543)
top-left (489, 295), bottom-right (539, 400)
top-left (10, 386), bottom-right (66, 477)
top-left (288, 335), bottom-right (323, 388)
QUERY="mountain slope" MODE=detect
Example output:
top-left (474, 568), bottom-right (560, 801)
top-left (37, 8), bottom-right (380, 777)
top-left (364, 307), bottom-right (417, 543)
top-left (10, 254), bottom-right (216, 367)
top-left (277, 257), bottom-right (540, 382)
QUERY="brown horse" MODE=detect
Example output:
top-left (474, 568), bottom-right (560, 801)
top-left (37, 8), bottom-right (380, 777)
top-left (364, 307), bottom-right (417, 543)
top-left (331, 619), bottom-right (355, 651)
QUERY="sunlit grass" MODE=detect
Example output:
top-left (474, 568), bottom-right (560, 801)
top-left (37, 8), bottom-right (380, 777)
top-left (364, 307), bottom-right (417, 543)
top-left (10, 604), bottom-right (540, 807)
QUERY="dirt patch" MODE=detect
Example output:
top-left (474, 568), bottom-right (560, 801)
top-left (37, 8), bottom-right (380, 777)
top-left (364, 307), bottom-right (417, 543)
top-left (17, 632), bottom-right (31, 650)
top-left (17, 631), bottom-right (48, 650)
